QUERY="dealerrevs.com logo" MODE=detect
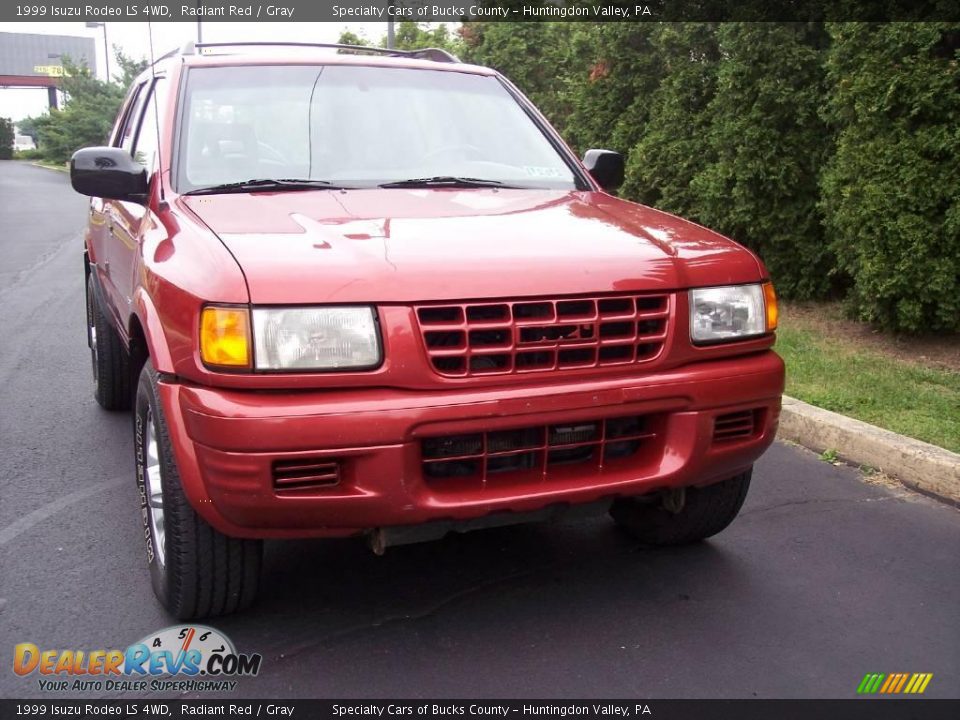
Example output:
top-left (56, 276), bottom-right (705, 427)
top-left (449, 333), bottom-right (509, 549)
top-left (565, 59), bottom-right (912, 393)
top-left (13, 625), bottom-right (262, 693)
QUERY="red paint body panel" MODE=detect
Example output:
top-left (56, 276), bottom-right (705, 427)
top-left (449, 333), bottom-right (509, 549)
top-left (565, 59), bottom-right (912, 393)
top-left (158, 351), bottom-right (783, 539)
top-left (84, 51), bottom-right (785, 539)
top-left (180, 189), bottom-right (762, 304)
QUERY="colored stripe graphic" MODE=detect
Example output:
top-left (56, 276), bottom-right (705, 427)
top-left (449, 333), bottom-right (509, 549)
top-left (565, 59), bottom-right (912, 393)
top-left (857, 673), bottom-right (885, 694)
top-left (892, 673), bottom-right (908, 693)
top-left (857, 672), bottom-right (932, 694)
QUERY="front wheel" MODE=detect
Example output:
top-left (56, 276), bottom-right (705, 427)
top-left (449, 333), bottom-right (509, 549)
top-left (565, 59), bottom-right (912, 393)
top-left (610, 470), bottom-right (752, 546)
top-left (135, 360), bottom-right (262, 619)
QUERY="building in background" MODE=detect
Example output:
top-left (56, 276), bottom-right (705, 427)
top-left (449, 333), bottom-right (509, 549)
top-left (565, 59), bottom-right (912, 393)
top-left (0, 31), bottom-right (97, 111)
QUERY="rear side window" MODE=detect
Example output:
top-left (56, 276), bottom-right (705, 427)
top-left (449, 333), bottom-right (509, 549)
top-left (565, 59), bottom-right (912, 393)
top-left (109, 83), bottom-right (142, 146)
top-left (117, 83), bottom-right (148, 152)
top-left (132, 79), bottom-right (167, 173)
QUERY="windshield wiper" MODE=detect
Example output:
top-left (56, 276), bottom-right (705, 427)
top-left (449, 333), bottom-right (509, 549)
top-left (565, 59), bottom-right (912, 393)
top-left (377, 176), bottom-right (518, 189)
top-left (184, 178), bottom-right (350, 195)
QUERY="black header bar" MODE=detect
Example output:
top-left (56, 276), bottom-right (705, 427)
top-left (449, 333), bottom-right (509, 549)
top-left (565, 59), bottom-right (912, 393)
top-left (2, 1), bottom-right (959, 24)
top-left (2, 699), bottom-right (960, 720)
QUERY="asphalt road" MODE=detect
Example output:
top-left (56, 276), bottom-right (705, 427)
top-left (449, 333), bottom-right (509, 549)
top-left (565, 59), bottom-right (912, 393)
top-left (1, 160), bottom-right (958, 700)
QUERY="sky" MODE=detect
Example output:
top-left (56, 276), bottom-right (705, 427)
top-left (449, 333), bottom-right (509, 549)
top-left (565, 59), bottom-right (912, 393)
top-left (0, 21), bottom-right (396, 121)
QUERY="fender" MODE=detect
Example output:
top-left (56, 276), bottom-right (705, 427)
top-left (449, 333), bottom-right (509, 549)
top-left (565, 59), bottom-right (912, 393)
top-left (132, 289), bottom-right (175, 374)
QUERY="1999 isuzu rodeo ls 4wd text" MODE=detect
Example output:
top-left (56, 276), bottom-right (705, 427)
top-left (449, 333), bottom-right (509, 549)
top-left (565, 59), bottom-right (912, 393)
top-left (70, 42), bottom-right (784, 619)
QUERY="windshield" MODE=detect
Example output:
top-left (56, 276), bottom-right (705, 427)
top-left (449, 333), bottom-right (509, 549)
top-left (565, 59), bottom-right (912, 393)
top-left (175, 64), bottom-right (580, 192)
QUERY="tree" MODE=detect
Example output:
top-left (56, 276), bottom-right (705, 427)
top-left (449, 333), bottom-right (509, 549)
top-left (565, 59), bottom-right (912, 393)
top-left (0, 117), bottom-right (13, 159)
top-left (336, 29), bottom-right (371, 47)
top-left (563, 24), bottom-right (662, 155)
top-left (14, 115), bottom-right (40, 144)
top-left (460, 22), bottom-right (577, 136)
top-left (620, 23), bottom-right (721, 217)
top-left (338, 22), bottom-right (463, 56)
top-left (31, 49), bottom-right (147, 164)
top-left (113, 47), bottom-right (148, 88)
top-left (389, 21), bottom-right (463, 55)
top-left (820, 23), bottom-right (960, 332)
top-left (690, 23), bottom-right (834, 300)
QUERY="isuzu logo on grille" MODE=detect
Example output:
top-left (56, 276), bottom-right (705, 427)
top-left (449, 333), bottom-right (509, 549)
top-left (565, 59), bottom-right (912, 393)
top-left (519, 323), bottom-right (596, 345)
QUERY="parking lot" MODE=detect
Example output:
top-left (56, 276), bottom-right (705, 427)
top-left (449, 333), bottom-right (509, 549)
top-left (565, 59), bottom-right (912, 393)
top-left (1, 160), bottom-right (957, 699)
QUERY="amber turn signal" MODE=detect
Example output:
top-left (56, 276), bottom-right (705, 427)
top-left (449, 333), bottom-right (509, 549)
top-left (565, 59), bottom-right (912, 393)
top-left (200, 306), bottom-right (251, 368)
top-left (763, 282), bottom-right (779, 332)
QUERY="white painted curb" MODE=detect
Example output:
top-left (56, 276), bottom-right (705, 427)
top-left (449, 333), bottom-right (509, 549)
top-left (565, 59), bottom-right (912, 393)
top-left (778, 396), bottom-right (960, 506)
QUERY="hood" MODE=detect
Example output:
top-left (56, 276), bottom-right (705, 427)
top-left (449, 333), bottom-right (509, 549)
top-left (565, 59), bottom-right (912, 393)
top-left (179, 189), bottom-right (763, 304)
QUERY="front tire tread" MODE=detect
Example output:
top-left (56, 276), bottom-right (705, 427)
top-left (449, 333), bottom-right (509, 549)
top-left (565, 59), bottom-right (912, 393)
top-left (610, 470), bottom-right (752, 546)
top-left (137, 361), bottom-right (262, 619)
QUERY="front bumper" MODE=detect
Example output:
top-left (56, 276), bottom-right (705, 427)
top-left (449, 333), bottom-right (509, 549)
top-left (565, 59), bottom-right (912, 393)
top-left (158, 351), bottom-right (784, 539)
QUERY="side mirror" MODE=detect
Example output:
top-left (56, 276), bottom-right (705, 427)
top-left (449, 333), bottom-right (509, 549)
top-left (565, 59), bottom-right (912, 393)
top-left (582, 149), bottom-right (625, 192)
top-left (70, 146), bottom-right (148, 202)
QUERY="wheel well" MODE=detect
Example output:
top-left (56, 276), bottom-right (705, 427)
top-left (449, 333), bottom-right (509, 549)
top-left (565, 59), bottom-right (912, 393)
top-left (128, 315), bottom-right (149, 384)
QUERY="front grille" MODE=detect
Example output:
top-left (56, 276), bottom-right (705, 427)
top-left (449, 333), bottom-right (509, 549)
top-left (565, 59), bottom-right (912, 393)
top-left (272, 458), bottom-right (340, 494)
top-left (712, 410), bottom-right (760, 443)
top-left (416, 293), bottom-right (671, 377)
top-left (421, 415), bottom-right (657, 486)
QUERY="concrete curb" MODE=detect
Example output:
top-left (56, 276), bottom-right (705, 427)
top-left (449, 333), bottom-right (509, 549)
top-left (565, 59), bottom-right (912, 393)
top-left (778, 396), bottom-right (960, 506)
top-left (29, 161), bottom-right (68, 173)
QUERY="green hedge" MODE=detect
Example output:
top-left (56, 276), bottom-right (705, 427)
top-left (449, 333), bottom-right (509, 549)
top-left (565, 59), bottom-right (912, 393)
top-left (462, 21), bottom-right (960, 333)
top-left (820, 23), bottom-right (960, 332)
top-left (0, 118), bottom-right (13, 160)
top-left (690, 22), bottom-right (834, 300)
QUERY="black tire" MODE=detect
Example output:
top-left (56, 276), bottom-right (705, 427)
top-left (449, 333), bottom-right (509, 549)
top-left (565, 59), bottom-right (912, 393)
top-left (610, 470), bottom-right (752, 546)
top-left (135, 360), bottom-right (262, 619)
top-left (87, 274), bottom-right (131, 410)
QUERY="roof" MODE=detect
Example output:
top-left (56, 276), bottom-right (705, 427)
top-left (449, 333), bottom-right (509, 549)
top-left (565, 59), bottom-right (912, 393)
top-left (148, 42), bottom-right (494, 77)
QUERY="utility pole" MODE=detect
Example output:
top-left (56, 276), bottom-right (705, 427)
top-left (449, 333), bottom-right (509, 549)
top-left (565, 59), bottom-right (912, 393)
top-left (46, 53), bottom-right (61, 108)
top-left (85, 22), bottom-right (110, 81)
top-left (387, 1), bottom-right (395, 49)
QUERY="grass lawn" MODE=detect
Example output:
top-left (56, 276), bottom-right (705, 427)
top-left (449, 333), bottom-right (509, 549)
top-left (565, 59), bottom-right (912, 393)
top-left (775, 305), bottom-right (960, 454)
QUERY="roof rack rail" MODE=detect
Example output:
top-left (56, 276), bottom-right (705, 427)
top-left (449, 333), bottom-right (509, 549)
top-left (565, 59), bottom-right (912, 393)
top-left (151, 40), bottom-right (196, 66)
top-left (180, 41), bottom-right (459, 63)
top-left (405, 48), bottom-right (461, 63)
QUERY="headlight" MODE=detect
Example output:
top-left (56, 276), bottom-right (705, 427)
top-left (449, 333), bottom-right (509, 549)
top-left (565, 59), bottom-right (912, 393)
top-left (689, 283), bottom-right (776, 344)
top-left (252, 306), bottom-right (380, 370)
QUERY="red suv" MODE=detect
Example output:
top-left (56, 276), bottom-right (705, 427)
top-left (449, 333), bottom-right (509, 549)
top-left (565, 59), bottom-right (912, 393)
top-left (71, 42), bottom-right (784, 619)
